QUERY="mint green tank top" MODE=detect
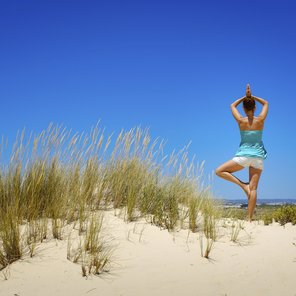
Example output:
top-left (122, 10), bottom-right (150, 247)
top-left (235, 130), bottom-right (267, 159)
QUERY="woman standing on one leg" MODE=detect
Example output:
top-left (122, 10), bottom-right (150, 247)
top-left (215, 84), bottom-right (268, 221)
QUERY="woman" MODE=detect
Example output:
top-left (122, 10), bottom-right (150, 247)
top-left (215, 84), bottom-right (268, 221)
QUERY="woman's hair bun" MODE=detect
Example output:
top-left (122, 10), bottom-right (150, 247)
top-left (243, 97), bottom-right (256, 111)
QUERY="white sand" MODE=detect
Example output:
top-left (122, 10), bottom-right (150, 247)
top-left (1, 210), bottom-right (296, 296)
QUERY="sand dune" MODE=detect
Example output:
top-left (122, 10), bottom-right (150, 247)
top-left (1, 209), bottom-right (296, 296)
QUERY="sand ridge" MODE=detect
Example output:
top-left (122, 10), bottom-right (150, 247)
top-left (1, 209), bottom-right (296, 296)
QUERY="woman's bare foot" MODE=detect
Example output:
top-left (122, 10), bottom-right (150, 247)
top-left (241, 182), bottom-right (250, 200)
top-left (245, 216), bottom-right (252, 222)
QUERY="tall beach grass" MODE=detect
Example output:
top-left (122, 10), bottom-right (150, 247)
top-left (0, 122), bottom-right (217, 274)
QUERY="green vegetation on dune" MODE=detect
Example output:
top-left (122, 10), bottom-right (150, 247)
top-left (221, 204), bottom-right (296, 225)
top-left (0, 122), bottom-right (218, 276)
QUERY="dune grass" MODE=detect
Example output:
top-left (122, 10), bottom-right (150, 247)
top-left (200, 193), bottom-right (219, 258)
top-left (229, 219), bottom-right (245, 242)
top-left (0, 122), bottom-right (218, 275)
top-left (67, 211), bottom-right (114, 277)
top-left (221, 204), bottom-right (296, 226)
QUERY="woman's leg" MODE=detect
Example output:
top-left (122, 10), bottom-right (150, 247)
top-left (247, 166), bottom-right (262, 221)
top-left (215, 160), bottom-right (250, 198)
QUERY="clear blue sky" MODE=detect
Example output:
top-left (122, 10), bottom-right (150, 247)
top-left (1, 0), bottom-right (295, 200)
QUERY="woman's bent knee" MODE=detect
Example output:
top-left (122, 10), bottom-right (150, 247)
top-left (215, 168), bottom-right (222, 176)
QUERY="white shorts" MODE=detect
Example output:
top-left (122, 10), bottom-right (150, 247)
top-left (232, 156), bottom-right (264, 170)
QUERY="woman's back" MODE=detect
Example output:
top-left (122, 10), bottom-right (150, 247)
top-left (235, 129), bottom-right (267, 159)
top-left (229, 88), bottom-right (268, 160)
top-left (238, 116), bottom-right (264, 131)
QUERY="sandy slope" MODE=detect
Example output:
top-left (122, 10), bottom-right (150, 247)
top-left (1, 209), bottom-right (296, 296)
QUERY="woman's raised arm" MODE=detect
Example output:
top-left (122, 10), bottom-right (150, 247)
top-left (252, 95), bottom-right (269, 121)
top-left (230, 96), bottom-right (245, 122)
